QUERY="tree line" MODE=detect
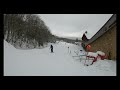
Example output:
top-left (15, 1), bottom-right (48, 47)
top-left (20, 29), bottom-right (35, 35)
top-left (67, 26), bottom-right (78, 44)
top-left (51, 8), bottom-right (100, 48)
top-left (4, 14), bottom-right (55, 49)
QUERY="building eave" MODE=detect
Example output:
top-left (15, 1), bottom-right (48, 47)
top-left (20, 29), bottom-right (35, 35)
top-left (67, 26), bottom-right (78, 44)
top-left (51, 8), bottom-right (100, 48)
top-left (84, 14), bottom-right (116, 46)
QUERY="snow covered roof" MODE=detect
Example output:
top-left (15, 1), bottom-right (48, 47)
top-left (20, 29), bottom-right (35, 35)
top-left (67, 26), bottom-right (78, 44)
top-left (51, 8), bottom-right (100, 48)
top-left (84, 33), bottom-right (91, 39)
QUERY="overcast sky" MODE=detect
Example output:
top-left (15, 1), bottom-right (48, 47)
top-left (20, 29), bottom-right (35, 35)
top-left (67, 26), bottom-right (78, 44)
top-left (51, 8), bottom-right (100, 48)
top-left (38, 14), bottom-right (113, 39)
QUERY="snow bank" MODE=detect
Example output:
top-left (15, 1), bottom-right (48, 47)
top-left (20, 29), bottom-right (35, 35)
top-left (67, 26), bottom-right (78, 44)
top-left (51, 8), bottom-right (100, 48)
top-left (87, 52), bottom-right (98, 57)
top-left (93, 60), bottom-right (116, 74)
top-left (4, 40), bottom-right (15, 49)
top-left (96, 51), bottom-right (105, 56)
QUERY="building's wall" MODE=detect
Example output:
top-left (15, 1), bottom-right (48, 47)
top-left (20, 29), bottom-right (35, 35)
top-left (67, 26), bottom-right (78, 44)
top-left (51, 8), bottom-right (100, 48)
top-left (85, 14), bottom-right (116, 46)
top-left (89, 24), bottom-right (116, 60)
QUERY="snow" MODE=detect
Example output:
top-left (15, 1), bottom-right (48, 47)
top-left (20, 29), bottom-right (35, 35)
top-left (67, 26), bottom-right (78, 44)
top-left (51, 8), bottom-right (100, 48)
top-left (85, 32), bottom-right (91, 39)
top-left (4, 40), bottom-right (116, 76)
top-left (9, 39), bottom-right (48, 50)
top-left (96, 51), bottom-right (105, 56)
top-left (87, 52), bottom-right (98, 57)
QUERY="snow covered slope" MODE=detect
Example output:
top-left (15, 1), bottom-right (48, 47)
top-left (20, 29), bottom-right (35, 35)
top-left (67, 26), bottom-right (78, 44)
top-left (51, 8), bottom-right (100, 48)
top-left (4, 40), bottom-right (116, 76)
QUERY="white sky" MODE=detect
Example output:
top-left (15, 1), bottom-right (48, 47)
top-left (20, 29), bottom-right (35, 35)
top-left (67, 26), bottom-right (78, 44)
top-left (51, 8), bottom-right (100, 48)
top-left (38, 14), bottom-right (113, 39)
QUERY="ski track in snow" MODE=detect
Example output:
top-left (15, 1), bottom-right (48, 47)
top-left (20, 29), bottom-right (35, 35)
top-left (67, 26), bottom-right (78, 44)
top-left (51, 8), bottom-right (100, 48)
top-left (4, 41), bottom-right (116, 76)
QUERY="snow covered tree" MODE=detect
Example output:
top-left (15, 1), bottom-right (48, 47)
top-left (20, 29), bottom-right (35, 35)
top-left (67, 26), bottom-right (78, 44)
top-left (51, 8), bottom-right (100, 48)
top-left (4, 14), bottom-right (54, 49)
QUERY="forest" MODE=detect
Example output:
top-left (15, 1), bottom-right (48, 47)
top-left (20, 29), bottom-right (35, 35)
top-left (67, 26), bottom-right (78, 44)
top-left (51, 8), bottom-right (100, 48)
top-left (4, 14), bottom-right (55, 49)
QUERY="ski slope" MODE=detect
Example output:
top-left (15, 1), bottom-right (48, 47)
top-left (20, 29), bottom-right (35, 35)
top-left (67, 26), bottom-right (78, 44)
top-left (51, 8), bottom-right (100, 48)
top-left (4, 40), bottom-right (116, 76)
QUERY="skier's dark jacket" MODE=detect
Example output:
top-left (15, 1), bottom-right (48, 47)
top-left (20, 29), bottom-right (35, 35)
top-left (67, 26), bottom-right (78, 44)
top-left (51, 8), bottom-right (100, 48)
top-left (50, 45), bottom-right (53, 49)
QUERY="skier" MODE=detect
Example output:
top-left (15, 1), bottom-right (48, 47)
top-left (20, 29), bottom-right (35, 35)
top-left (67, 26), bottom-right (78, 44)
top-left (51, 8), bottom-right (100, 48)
top-left (68, 47), bottom-right (69, 53)
top-left (50, 45), bottom-right (53, 53)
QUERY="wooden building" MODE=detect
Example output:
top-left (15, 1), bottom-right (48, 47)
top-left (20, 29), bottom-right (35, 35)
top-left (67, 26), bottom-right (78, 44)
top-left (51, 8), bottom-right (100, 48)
top-left (82, 14), bottom-right (116, 60)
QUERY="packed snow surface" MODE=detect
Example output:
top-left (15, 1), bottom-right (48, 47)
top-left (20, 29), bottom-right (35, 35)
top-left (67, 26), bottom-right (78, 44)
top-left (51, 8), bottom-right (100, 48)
top-left (4, 40), bottom-right (116, 76)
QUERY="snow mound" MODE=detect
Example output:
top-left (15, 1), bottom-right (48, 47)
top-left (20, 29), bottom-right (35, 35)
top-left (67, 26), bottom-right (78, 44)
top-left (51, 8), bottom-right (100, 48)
top-left (87, 52), bottom-right (98, 57)
top-left (96, 51), bottom-right (105, 56)
top-left (4, 40), bottom-right (15, 49)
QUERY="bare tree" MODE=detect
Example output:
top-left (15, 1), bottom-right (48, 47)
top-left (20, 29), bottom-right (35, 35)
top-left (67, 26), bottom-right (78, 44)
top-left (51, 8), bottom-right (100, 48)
top-left (4, 14), bottom-right (54, 49)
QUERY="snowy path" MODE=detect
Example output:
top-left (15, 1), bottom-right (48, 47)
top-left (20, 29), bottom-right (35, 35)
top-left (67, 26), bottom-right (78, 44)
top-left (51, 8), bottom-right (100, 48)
top-left (4, 41), bottom-right (116, 76)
